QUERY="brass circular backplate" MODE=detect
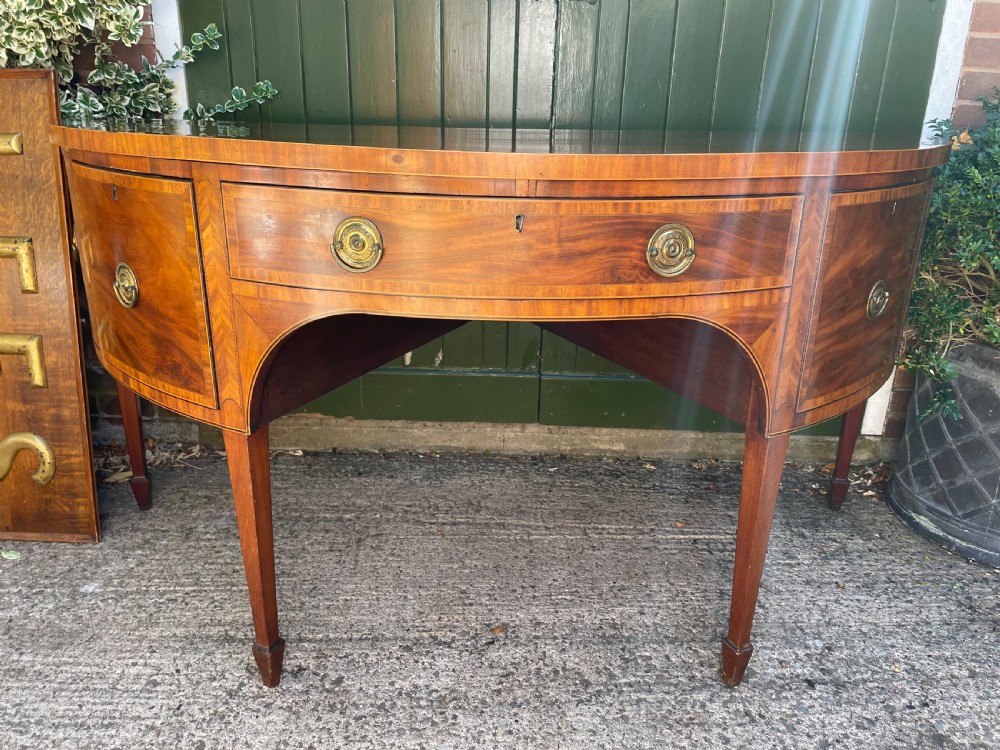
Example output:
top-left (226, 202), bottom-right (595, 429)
top-left (867, 280), bottom-right (889, 320)
top-left (332, 217), bottom-right (383, 273)
top-left (647, 223), bottom-right (696, 278)
top-left (113, 262), bottom-right (139, 308)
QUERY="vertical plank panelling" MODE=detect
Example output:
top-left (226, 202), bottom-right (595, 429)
top-left (182, 0), bottom-right (946, 138)
top-left (711, 0), bottom-right (772, 136)
top-left (480, 323), bottom-right (510, 371)
top-left (551, 0), bottom-right (599, 129)
top-left (845, 0), bottom-right (897, 137)
top-left (487, 0), bottom-right (518, 136)
top-left (249, 0), bottom-right (306, 122)
top-left (397, 0), bottom-right (442, 130)
top-left (178, 0), bottom-right (234, 112)
top-left (507, 324), bottom-right (542, 372)
top-left (300, 0), bottom-right (351, 124)
top-left (800, 0), bottom-right (870, 150)
top-left (515, 0), bottom-right (559, 130)
top-left (874, 0), bottom-right (947, 136)
top-left (755, 0), bottom-right (822, 149)
top-left (619, 0), bottom-right (677, 131)
top-left (540, 331), bottom-right (578, 374)
top-left (441, 323), bottom-right (489, 369)
top-left (664, 0), bottom-right (726, 150)
top-left (223, 0), bottom-right (262, 123)
top-left (590, 0), bottom-right (631, 133)
top-left (346, 0), bottom-right (398, 125)
top-left (442, 0), bottom-right (488, 127)
top-left (540, 332), bottom-right (628, 377)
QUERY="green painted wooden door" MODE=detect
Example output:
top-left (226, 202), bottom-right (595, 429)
top-left (179, 0), bottom-right (946, 430)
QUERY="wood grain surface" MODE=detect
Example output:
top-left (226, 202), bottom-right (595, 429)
top-left (0, 71), bottom-right (97, 542)
top-left (50, 122), bottom-right (949, 687)
top-left (66, 161), bottom-right (217, 409)
top-left (798, 182), bottom-right (932, 413)
top-left (224, 185), bottom-right (799, 298)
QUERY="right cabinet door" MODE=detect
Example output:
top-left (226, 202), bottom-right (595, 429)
top-left (797, 182), bottom-right (932, 414)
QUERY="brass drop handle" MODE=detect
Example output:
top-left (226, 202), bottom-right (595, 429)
top-left (113, 262), bottom-right (139, 308)
top-left (332, 217), bottom-right (383, 273)
top-left (647, 223), bottom-right (696, 278)
top-left (867, 280), bottom-right (889, 320)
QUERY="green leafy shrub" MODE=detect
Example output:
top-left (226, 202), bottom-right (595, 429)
top-left (0, 1), bottom-right (275, 122)
top-left (903, 92), bottom-right (1000, 419)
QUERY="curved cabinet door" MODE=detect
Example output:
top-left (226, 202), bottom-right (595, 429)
top-left (797, 182), bottom-right (932, 415)
top-left (67, 162), bottom-right (217, 409)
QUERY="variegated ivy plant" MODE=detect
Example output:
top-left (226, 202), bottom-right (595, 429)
top-left (0, 0), bottom-right (275, 122)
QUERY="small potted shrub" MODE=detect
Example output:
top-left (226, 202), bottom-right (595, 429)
top-left (889, 92), bottom-right (1000, 567)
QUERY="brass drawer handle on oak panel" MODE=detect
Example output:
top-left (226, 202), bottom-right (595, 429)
top-left (331, 217), bottom-right (383, 273)
top-left (867, 280), bottom-right (890, 320)
top-left (113, 262), bottom-right (139, 308)
top-left (0, 432), bottom-right (56, 487)
top-left (0, 237), bottom-right (39, 293)
top-left (646, 223), bottom-right (696, 278)
top-left (0, 132), bottom-right (23, 156)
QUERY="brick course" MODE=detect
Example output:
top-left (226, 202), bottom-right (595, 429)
top-left (970, 1), bottom-right (1000, 33)
top-left (953, 1), bottom-right (1000, 129)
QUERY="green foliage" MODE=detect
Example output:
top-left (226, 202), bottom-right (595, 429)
top-left (903, 91), bottom-right (1000, 417)
top-left (1, 1), bottom-right (147, 82)
top-left (184, 80), bottom-right (278, 125)
top-left (0, 1), bottom-right (276, 122)
top-left (62, 21), bottom-right (225, 121)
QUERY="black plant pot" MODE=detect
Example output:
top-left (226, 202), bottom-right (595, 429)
top-left (888, 343), bottom-right (1000, 568)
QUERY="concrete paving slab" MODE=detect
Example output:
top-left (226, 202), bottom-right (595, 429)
top-left (0, 452), bottom-right (996, 749)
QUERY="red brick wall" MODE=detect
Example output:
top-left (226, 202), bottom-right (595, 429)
top-left (953, 0), bottom-right (1000, 129)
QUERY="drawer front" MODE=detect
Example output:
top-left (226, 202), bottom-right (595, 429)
top-left (67, 162), bottom-right (217, 408)
top-left (797, 182), bottom-right (932, 413)
top-left (224, 185), bottom-right (800, 298)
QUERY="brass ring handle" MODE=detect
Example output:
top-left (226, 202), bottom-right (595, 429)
top-left (867, 280), bottom-right (889, 320)
top-left (332, 217), bottom-right (383, 273)
top-left (113, 262), bottom-right (139, 308)
top-left (647, 223), bottom-right (696, 278)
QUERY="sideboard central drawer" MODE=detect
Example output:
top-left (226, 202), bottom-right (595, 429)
top-left (223, 184), bottom-right (800, 298)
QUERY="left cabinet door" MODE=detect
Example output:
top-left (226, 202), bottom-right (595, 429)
top-left (0, 71), bottom-right (98, 542)
top-left (66, 162), bottom-right (217, 410)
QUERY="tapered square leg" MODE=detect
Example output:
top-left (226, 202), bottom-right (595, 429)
top-left (830, 401), bottom-right (866, 510)
top-left (722, 395), bottom-right (790, 687)
top-left (223, 426), bottom-right (285, 687)
top-left (116, 380), bottom-right (151, 510)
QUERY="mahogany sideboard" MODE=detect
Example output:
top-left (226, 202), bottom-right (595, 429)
top-left (52, 122), bottom-right (949, 687)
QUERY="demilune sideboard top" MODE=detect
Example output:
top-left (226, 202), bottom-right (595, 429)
top-left (50, 120), bottom-right (949, 687)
